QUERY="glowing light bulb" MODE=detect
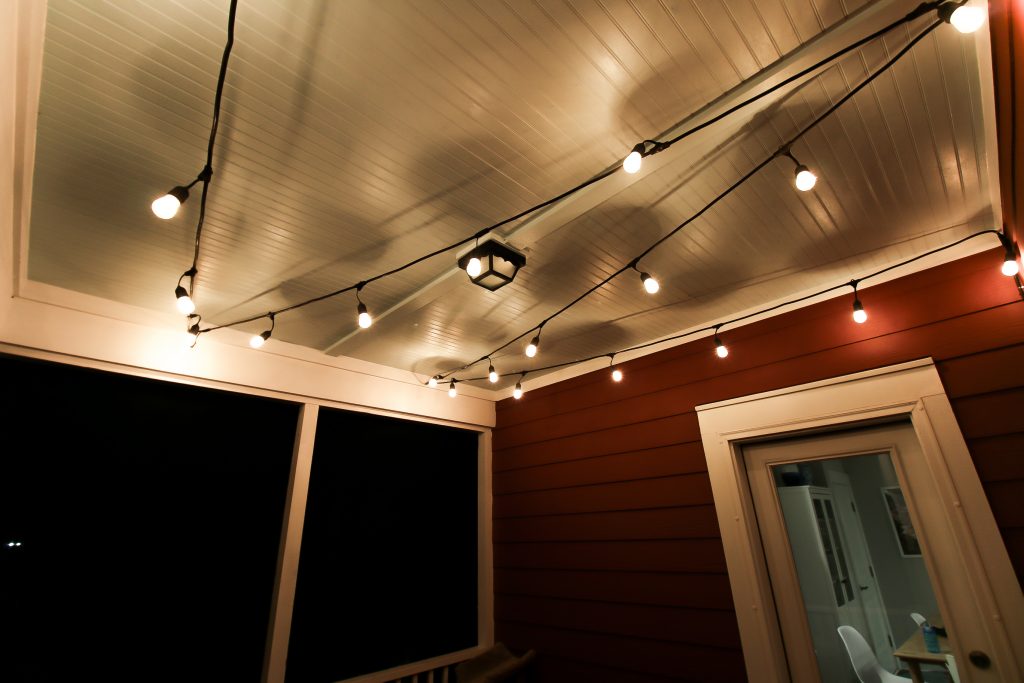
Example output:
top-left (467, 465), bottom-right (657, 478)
top-left (640, 272), bottom-right (660, 294)
top-left (250, 333), bottom-right (266, 349)
top-left (611, 368), bottom-right (623, 382)
top-left (173, 285), bottom-right (195, 315)
top-left (623, 149), bottom-right (642, 174)
top-left (794, 165), bottom-right (817, 191)
top-left (715, 335), bottom-right (729, 358)
top-left (525, 335), bottom-right (539, 358)
top-left (466, 257), bottom-right (482, 278)
top-left (948, 3), bottom-right (986, 33)
top-left (448, 380), bottom-right (457, 398)
top-left (513, 381), bottom-right (523, 399)
top-left (1002, 254), bottom-right (1020, 277)
top-left (357, 302), bottom-right (372, 329)
top-left (427, 376), bottom-right (438, 388)
top-left (852, 299), bottom-right (868, 324)
top-left (488, 364), bottom-right (499, 383)
top-left (152, 194), bottom-right (181, 219)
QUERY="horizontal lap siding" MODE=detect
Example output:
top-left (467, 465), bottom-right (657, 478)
top-left (493, 250), bottom-right (1024, 682)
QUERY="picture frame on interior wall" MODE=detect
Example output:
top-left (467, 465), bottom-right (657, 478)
top-left (880, 486), bottom-right (922, 557)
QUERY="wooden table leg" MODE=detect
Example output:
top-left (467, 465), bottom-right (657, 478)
top-left (905, 660), bottom-right (924, 683)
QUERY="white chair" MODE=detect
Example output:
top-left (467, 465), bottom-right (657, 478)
top-left (945, 654), bottom-right (960, 683)
top-left (910, 612), bottom-right (928, 628)
top-left (838, 625), bottom-right (912, 683)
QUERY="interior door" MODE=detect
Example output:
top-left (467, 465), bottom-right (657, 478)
top-left (743, 420), bottom-right (1004, 683)
top-left (825, 468), bottom-right (896, 669)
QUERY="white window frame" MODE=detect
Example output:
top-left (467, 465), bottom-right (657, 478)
top-left (696, 358), bottom-right (1024, 682)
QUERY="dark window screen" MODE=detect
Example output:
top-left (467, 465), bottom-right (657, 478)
top-left (0, 354), bottom-right (297, 682)
top-left (286, 408), bottom-right (478, 682)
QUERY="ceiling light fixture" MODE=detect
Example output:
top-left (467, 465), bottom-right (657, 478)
top-left (938, 1), bottom-right (986, 34)
top-left (457, 239), bottom-right (527, 291)
top-left (782, 149), bottom-right (817, 191)
top-left (622, 140), bottom-right (668, 174)
top-left (249, 313), bottom-right (275, 349)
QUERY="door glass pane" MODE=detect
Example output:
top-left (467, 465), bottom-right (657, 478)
top-left (772, 453), bottom-right (948, 682)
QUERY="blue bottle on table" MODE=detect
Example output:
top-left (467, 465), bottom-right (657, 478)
top-left (922, 624), bottom-right (940, 653)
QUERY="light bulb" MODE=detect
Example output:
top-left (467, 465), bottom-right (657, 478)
top-left (466, 257), bottom-right (482, 278)
top-left (448, 380), bottom-right (457, 398)
top-left (794, 165), bottom-right (817, 191)
top-left (623, 149), bottom-right (642, 174)
top-left (641, 272), bottom-right (660, 294)
top-left (427, 376), bottom-right (438, 388)
top-left (152, 194), bottom-right (181, 219)
top-left (949, 4), bottom-right (986, 34)
top-left (174, 285), bottom-right (196, 315)
top-left (852, 299), bottom-right (868, 324)
top-left (488, 364), bottom-right (499, 383)
top-left (250, 333), bottom-right (266, 349)
top-left (357, 302), bottom-right (372, 329)
top-left (1002, 254), bottom-right (1020, 277)
top-left (513, 382), bottom-right (523, 399)
top-left (184, 324), bottom-right (200, 348)
top-left (611, 368), bottom-right (623, 382)
top-left (715, 335), bottom-right (729, 358)
top-left (151, 186), bottom-right (188, 219)
top-left (525, 335), bottom-right (539, 358)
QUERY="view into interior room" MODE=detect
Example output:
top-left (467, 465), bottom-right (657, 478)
top-left (4, 0), bottom-right (1024, 681)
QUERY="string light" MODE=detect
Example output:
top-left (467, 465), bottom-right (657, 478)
top-left (356, 284), bottom-right (372, 329)
top-left (513, 374), bottom-right (525, 399)
top-left (938, 1), bottom-right (986, 34)
top-left (714, 326), bottom-right (729, 358)
top-left (637, 267), bottom-right (660, 294)
top-left (783, 149), bottom-right (817, 191)
top-left (250, 313), bottom-right (274, 349)
top-left (622, 140), bottom-right (668, 174)
top-left (488, 361), bottom-right (499, 383)
top-left (525, 329), bottom-right (542, 358)
top-left (448, 379), bottom-right (458, 398)
top-left (174, 267), bottom-right (198, 315)
top-left (850, 281), bottom-right (868, 323)
top-left (427, 376), bottom-right (439, 388)
top-left (999, 234), bottom-right (1020, 277)
top-left (185, 7), bottom-right (950, 344)
top-left (152, 186), bottom-right (190, 220)
top-left (609, 355), bottom-right (623, 382)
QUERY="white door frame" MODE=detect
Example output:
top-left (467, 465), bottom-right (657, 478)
top-left (695, 358), bottom-right (1024, 682)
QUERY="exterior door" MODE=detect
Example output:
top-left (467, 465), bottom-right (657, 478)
top-left (743, 421), bottom-right (1002, 682)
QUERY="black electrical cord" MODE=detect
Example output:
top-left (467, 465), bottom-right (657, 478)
top-left (196, 1), bottom-right (948, 335)
top-left (180, 0), bottom-right (238, 298)
top-left (437, 17), bottom-right (944, 380)
top-left (449, 229), bottom-right (1009, 384)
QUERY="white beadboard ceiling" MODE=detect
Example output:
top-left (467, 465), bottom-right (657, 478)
top-left (26, 0), bottom-right (999, 389)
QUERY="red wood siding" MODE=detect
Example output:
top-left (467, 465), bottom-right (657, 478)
top-left (492, 250), bottom-right (1024, 682)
